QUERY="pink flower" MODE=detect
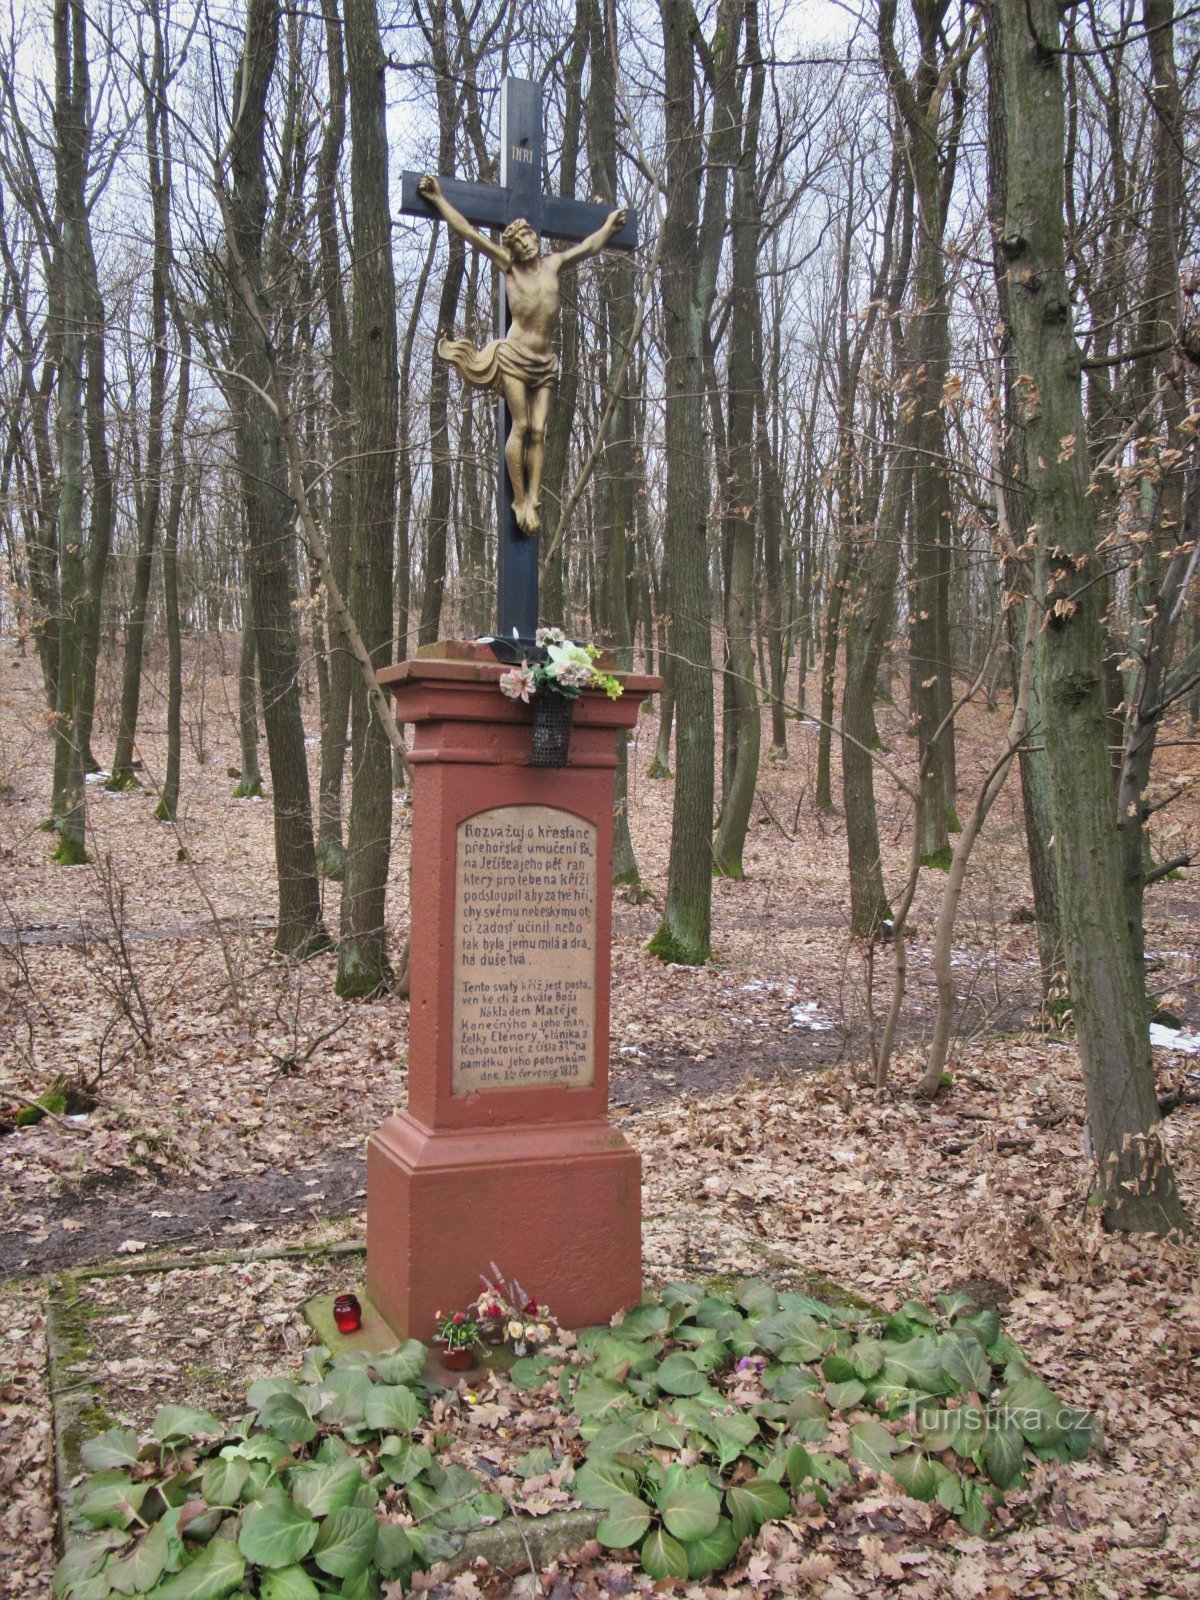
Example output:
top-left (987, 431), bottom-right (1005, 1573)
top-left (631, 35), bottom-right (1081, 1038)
top-left (499, 662), bottom-right (536, 702)
top-left (452, 1311), bottom-right (466, 1326)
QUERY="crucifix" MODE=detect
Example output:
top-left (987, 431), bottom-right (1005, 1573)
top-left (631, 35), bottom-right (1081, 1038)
top-left (400, 78), bottom-right (638, 644)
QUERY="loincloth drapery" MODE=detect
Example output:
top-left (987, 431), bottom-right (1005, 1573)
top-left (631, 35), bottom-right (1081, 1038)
top-left (437, 335), bottom-right (558, 394)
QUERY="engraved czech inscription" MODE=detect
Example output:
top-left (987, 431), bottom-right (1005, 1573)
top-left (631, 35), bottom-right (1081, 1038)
top-left (453, 804), bottom-right (597, 1094)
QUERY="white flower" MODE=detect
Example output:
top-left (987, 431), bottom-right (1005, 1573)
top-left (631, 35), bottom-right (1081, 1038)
top-left (536, 626), bottom-right (566, 647)
top-left (498, 662), bottom-right (536, 702)
top-left (546, 642), bottom-right (593, 689)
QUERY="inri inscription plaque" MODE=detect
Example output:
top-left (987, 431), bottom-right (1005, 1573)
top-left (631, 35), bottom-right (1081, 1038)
top-left (453, 804), bottom-right (597, 1094)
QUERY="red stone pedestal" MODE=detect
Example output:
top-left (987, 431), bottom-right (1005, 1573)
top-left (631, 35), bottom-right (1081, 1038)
top-left (367, 644), bottom-right (659, 1340)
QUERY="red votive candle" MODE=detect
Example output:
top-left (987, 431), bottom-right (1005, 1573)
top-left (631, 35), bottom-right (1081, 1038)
top-left (333, 1293), bottom-right (362, 1333)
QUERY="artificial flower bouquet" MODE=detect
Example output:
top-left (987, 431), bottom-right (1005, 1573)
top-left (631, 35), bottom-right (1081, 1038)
top-left (473, 1264), bottom-right (557, 1356)
top-left (497, 627), bottom-right (623, 705)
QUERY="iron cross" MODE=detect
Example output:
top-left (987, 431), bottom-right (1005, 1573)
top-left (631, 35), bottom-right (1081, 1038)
top-left (400, 78), bottom-right (638, 644)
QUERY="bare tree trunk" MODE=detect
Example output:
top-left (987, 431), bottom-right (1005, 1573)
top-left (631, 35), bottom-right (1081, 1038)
top-left (313, 0), bottom-right (353, 879)
top-left (110, 8), bottom-right (173, 791)
top-left (336, 0), bottom-right (398, 997)
top-left (647, 0), bottom-right (740, 964)
top-left (49, 0), bottom-right (90, 864)
top-left (416, 1), bottom-right (465, 647)
top-left (712, 2), bottom-right (763, 879)
top-left (993, 0), bottom-right (1185, 1234)
top-left (220, 0), bottom-right (327, 956)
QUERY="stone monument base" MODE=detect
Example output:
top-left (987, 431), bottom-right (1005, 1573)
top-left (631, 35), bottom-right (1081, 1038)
top-left (366, 644), bottom-right (659, 1340)
top-left (367, 1112), bottom-right (641, 1339)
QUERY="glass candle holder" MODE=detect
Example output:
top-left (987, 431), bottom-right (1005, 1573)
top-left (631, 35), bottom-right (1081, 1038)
top-left (333, 1293), bottom-right (362, 1334)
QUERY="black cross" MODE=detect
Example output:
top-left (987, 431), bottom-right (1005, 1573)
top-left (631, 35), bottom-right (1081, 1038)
top-left (400, 77), bottom-right (638, 644)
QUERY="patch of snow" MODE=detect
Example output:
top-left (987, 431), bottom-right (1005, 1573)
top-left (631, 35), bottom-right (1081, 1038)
top-left (789, 1000), bottom-right (834, 1032)
top-left (1149, 1023), bottom-right (1200, 1055)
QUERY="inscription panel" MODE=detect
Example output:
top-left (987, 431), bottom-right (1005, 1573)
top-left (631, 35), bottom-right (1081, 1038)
top-left (453, 805), bottom-right (597, 1094)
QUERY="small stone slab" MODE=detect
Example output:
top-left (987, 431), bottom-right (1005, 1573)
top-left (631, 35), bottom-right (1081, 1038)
top-left (302, 1292), bottom-right (519, 1387)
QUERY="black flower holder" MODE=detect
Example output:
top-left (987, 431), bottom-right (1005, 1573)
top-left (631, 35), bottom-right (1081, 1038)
top-left (487, 628), bottom-right (623, 769)
top-left (530, 690), bottom-right (575, 766)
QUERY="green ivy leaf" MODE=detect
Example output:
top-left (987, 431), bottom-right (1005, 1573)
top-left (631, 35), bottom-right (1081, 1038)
top-left (78, 1474), bottom-right (149, 1531)
top-left (513, 1447), bottom-right (555, 1479)
top-left (575, 1457), bottom-right (640, 1510)
top-left (958, 1479), bottom-right (990, 1535)
top-left (52, 1531), bottom-right (129, 1599)
top-left (958, 1308), bottom-right (1001, 1349)
top-left (697, 1411), bottom-right (760, 1468)
top-left (107, 1511), bottom-right (180, 1596)
top-left (935, 1473), bottom-right (965, 1514)
top-left (407, 1463), bottom-right (489, 1531)
top-left (237, 1499), bottom-right (318, 1569)
top-left (764, 1366), bottom-right (820, 1402)
top-left (982, 1419), bottom-right (1026, 1489)
top-left (887, 1450), bottom-right (938, 1502)
top-left (941, 1336), bottom-right (992, 1397)
top-left (199, 1457), bottom-right (248, 1510)
top-left (657, 1465), bottom-right (721, 1542)
top-left (574, 1371), bottom-right (637, 1422)
top-left (153, 1407), bottom-right (225, 1445)
top-left (259, 1565), bottom-right (320, 1600)
top-left (683, 1513), bottom-right (740, 1579)
top-left (317, 1367), bottom-right (373, 1426)
top-left (362, 1384), bottom-right (420, 1435)
top-left (936, 1291), bottom-right (977, 1319)
top-left (917, 1403), bottom-right (985, 1456)
top-left (724, 1476), bottom-right (789, 1541)
top-left (371, 1341), bottom-right (427, 1386)
top-left (782, 1442), bottom-right (816, 1490)
top-left (509, 1355), bottom-right (554, 1391)
top-left (310, 1505), bottom-right (378, 1579)
top-left (850, 1340), bottom-right (885, 1380)
top-left (151, 1538), bottom-right (246, 1600)
top-left (778, 1292), bottom-right (834, 1321)
top-left (901, 1300), bottom-right (938, 1327)
top-left (808, 1452), bottom-right (851, 1490)
top-left (999, 1376), bottom-right (1066, 1448)
top-left (736, 1279), bottom-right (780, 1318)
top-left (290, 1459), bottom-right (363, 1517)
top-left (254, 1389), bottom-right (320, 1444)
top-left (80, 1428), bottom-right (141, 1473)
top-left (592, 1335), bottom-right (658, 1383)
top-left (880, 1337), bottom-right (952, 1395)
top-left (594, 1493), bottom-right (653, 1548)
top-left (581, 1418), bottom-right (648, 1456)
top-left (377, 1438), bottom-right (433, 1486)
top-left (298, 1346), bottom-right (330, 1385)
top-left (612, 1303), bottom-right (670, 1341)
top-left (824, 1378), bottom-right (867, 1411)
top-left (753, 1308), bottom-right (830, 1364)
top-left (849, 1419), bottom-right (898, 1474)
top-left (639, 1526), bottom-right (689, 1581)
top-left (655, 1353), bottom-right (707, 1396)
top-left (375, 1521), bottom-right (415, 1579)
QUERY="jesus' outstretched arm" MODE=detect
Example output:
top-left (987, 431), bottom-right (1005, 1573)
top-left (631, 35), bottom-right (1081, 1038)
top-left (418, 175), bottom-right (512, 272)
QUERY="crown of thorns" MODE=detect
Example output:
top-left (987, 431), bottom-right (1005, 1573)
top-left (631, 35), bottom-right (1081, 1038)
top-left (502, 218), bottom-right (536, 248)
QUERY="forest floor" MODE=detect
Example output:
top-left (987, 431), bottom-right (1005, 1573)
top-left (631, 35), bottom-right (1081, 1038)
top-left (1, 633), bottom-right (1199, 1598)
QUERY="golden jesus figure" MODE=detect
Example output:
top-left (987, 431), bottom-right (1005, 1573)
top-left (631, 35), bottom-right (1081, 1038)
top-left (418, 174), bottom-right (627, 536)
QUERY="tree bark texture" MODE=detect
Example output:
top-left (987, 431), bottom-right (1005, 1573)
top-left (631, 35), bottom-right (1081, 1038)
top-left (647, 0), bottom-right (740, 963)
top-left (337, 0), bottom-right (398, 997)
top-left (994, 0), bottom-right (1185, 1233)
top-left (223, 0), bottom-right (327, 956)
